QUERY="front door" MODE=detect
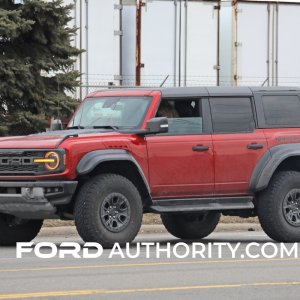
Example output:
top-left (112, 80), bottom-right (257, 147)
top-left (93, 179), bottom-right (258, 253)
top-left (146, 98), bottom-right (214, 199)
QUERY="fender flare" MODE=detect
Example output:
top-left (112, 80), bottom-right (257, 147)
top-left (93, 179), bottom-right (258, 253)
top-left (76, 149), bottom-right (150, 193)
top-left (249, 144), bottom-right (300, 192)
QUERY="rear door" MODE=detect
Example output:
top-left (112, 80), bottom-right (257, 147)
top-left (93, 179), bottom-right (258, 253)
top-left (209, 96), bottom-right (267, 195)
top-left (146, 97), bottom-right (214, 199)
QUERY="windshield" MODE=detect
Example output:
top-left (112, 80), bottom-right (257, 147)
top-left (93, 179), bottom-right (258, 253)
top-left (68, 96), bottom-right (152, 129)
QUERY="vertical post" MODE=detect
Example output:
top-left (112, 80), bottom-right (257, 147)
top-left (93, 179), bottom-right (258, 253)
top-left (232, 0), bottom-right (238, 86)
top-left (178, 0), bottom-right (182, 87)
top-left (271, 4), bottom-right (276, 86)
top-left (79, 0), bottom-right (83, 99)
top-left (267, 3), bottom-right (270, 86)
top-left (119, 0), bottom-right (123, 86)
top-left (85, 0), bottom-right (89, 96)
top-left (74, 0), bottom-right (78, 98)
top-left (135, 0), bottom-right (142, 86)
top-left (184, 0), bottom-right (187, 87)
top-left (174, 0), bottom-right (177, 87)
top-left (275, 3), bottom-right (279, 86)
top-left (215, 0), bottom-right (221, 86)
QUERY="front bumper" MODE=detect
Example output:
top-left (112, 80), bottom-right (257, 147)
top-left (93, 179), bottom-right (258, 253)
top-left (0, 181), bottom-right (77, 219)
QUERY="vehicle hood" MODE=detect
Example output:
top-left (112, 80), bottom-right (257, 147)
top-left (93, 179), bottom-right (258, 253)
top-left (0, 129), bottom-right (113, 149)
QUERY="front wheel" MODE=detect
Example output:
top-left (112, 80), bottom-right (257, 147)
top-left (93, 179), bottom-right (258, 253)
top-left (161, 212), bottom-right (220, 240)
top-left (74, 174), bottom-right (143, 248)
top-left (0, 214), bottom-right (43, 246)
top-left (258, 171), bottom-right (300, 242)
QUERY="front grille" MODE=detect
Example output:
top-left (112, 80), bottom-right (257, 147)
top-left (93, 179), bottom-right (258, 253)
top-left (0, 164), bottom-right (44, 174)
top-left (0, 150), bottom-right (45, 175)
top-left (0, 151), bottom-right (40, 157)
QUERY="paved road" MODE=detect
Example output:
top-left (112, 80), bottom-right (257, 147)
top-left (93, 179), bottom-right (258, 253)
top-left (0, 229), bottom-right (299, 300)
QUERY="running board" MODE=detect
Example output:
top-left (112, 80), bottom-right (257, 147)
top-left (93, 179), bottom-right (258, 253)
top-left (150, 196), bottom-right (254, 213)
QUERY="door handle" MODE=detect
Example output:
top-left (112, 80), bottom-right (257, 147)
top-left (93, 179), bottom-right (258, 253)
top-left (192, 145), bottom-right (209, 152)
top-left (247, 143), bottom-right (264, 150)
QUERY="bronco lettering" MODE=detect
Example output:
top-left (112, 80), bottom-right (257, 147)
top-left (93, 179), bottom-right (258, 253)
top-left (0, 157), bottom-right (34, 166)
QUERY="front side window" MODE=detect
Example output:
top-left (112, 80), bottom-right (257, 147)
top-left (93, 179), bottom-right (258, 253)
top-left (210, 97), bottom-right (255, 133)
top-left (68, 96), bottom-right (151, 129)
top-left (262, 95), bottom-right (300, 126)
top-left (156, 99), bottom-right (203, 135)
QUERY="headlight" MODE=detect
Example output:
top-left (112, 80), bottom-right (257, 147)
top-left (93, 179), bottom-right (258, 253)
top-left (34, 151), bottom-right (63, 171)
top-left (44, 151), bottom-right (60, 170)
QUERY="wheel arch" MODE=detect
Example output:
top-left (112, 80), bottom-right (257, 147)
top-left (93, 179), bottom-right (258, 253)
top-left (250, 144), bottom-right (300, 192)
top-left (76, 150), bottom-right (152, 209)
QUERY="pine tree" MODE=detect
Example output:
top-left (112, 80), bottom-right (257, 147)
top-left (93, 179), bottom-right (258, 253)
top-left (0, 0), bottom-right (81, 135)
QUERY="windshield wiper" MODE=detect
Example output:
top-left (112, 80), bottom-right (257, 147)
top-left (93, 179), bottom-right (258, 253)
top-left (67, 126), bottom-right (85, 129)
top-left (91, 125), bottom-right (119, 130)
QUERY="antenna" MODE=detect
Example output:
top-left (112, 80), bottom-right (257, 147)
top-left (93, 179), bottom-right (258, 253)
top-left (160, 75), bottom-right (169, 87)
top-left (261, 77), bottom-right (269, 87)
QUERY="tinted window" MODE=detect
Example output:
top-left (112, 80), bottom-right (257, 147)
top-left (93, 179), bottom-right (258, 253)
top-left (210, 98), bottom-right (255, 133)
top-left (156, 99), bottom-right (203, 135)
top-left (262, 95), bottom-right (300, 126)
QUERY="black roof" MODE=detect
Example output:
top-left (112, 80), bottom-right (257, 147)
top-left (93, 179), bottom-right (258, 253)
top-left (159, 86), bottom-right (300, 98)
top-left (92, 86), bottom-right (300, 99)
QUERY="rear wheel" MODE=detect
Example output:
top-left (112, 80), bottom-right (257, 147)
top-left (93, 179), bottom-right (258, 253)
top-left (0, 214), bottom-right (43, 246)
top-left (74, 174), bottom-right (143, 248)
top-left (161, 212), bottom-right (220, 240)
top-left (258, 171), bottom-right (300, 242)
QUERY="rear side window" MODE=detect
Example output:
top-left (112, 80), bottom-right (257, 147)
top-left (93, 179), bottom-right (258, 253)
top-left (262, 95), bottom-right (300, 126)
top-left (210, 98), bottom-right (255, 133)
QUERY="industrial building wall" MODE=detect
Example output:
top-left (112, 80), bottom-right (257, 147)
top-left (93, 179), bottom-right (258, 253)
top-left (278, 4), bottom-right (300, 86)
top-left (232, 2), bottom-right (270, 86)
top-left (122, 0), bottom-right (219, 87)
top-left (66, 0), bottom-right (122, 98)
top-left (139, 0), bottom-right (177, 87)
top-left (65, 0), bottom-right (300, 97)
top-left (222, 1), bottom-right (300, 87)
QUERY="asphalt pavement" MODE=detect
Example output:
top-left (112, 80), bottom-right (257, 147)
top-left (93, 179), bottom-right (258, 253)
top-left (0, 226), bottom-right (299, 300)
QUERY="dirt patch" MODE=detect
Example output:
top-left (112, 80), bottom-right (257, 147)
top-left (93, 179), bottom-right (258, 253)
top-left (44, 220), bottom-right (75, 227)
top-left (44, 213), bottom-right (259, 227)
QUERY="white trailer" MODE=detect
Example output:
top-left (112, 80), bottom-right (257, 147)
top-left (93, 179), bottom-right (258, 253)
top-left (277, 4), bottom-right (300, 86)
top-left (65, 0), bottom-right (122, 97)
top-left (64, 0), bottom-right (300, 92)
top-left (233, 2), bottom-right (270, 86)
top-left (220, 0), bottom-right (300, 87)
top-left (122, 0), bottom-right (219, 87)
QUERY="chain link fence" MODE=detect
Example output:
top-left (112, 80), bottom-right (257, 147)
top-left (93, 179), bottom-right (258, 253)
top-left (78, 74), bottom-right (300, 99)
top-left (7, 74), bottom-right (300, 136)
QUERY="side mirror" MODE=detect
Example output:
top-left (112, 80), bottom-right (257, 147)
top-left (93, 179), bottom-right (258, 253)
top-left (146, 117), bottom-right (168, 134)
top-left (51, 119), bottom-right (63, 131)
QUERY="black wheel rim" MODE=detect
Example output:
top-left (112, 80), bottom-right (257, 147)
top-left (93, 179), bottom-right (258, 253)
top-left (283, 189), bottom-right (300, 227)
top-left (100, 193), bottom-right (131, 232)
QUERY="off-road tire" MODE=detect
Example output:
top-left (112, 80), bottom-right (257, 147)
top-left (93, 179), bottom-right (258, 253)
top-left (0, 214), bottom-right (43, 246)
top-left (257, 171), bottom-right (300, 242)
top-left (74, 174), bottom-right (143, 248)
top-left (161, 212), bottom-right (220, 240)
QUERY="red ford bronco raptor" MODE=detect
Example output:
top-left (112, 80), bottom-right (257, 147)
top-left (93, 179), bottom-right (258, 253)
top-left (0, 86), bottom-right (300, 247)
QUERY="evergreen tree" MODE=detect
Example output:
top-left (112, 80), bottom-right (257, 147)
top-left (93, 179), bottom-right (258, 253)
top-left (0, 0), bottom-right (81, 135)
